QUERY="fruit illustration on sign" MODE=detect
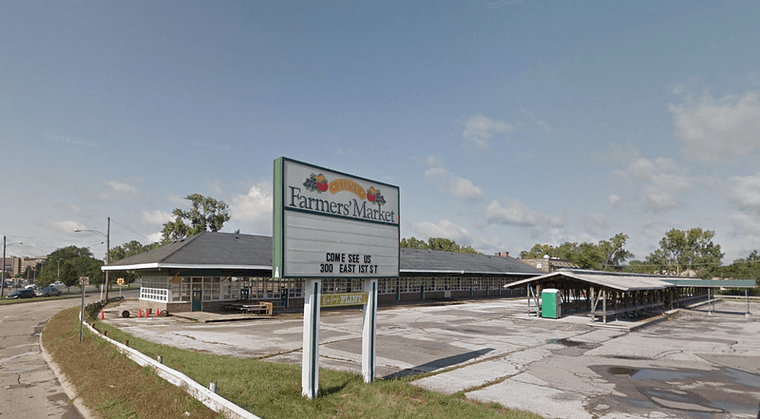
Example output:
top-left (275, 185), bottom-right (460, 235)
top-left (303, 173), bottom-right (328, 193)
top-left (367, 186), bottom-right (386, 205)
top-left (316, 175), bottom-right (328, 192)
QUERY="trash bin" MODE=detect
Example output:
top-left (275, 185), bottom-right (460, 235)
top-left (541, 288), bottom-right (561, 319)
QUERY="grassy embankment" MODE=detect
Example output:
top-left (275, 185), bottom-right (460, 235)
top-left (44, 306), bottom-right (542, 419)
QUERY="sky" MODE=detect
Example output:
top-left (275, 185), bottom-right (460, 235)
top-left (2, 0), bottom-right (760, 266)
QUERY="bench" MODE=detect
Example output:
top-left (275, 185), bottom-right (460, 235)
top-left (241, 302), bottom-right (273, 315)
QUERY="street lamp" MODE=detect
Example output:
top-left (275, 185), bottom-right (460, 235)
top-left (2, 236), bottom-right (23, 297)
top-left (74, 217), bottom-right (110, 301)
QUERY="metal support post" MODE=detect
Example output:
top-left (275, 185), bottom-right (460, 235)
top-left (362, 279), bottom-right (378, 383)
top-left (301, 279), bottom-right (321, 399)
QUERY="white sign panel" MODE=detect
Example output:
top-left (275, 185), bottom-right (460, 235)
top-left (274, 158), bottom-right (400, 279)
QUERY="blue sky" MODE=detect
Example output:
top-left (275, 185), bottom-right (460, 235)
top-left (2, 0), bottom-right (760, 265)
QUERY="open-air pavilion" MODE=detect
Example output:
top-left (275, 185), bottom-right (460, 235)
top-left (503, 269), bottom-right (757, 323)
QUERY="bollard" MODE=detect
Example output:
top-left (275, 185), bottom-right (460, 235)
top-left (103, 330), bottom-right (108, 337)
top-left (157, 355), bottom-right (163, 364)
top-left (209, 382), bottom-right (217, 393)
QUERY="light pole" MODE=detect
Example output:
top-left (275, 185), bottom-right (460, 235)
top-left (75, 217), bottom-right (110, 301)
top-left (2, 236), bottom-right (23, 297)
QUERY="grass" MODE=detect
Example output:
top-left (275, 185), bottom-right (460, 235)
top-left (42, 307), bottom-right (222, 419)
top-left (45, 306), bottom-right (542, 419)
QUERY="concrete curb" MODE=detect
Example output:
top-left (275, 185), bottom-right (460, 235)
top-left (39, 331), bottom-right (97, 419)
top-left (82, 320), bottom-right (261, 419)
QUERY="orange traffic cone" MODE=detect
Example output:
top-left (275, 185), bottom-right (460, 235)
top-left (138, 309), bottom-right (143, 318)
top-left (99, 310), bottom-right (105, 320)
top-left (155, 308), bottom-right (160, 317)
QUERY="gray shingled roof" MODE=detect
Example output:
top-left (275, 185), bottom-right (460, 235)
top-left (503, 269), bottom-right (757, 291)
top-left (103, 232), bottom-right (272, 270)
top-left (104, 232), bottom-right (543, 277)
top-left (400, 248), bottom-right (544, 275)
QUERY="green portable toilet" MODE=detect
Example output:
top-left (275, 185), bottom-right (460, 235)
top-left (541, 288), bottom-right (561, 319)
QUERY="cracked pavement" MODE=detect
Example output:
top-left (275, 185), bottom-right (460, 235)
top-left (104, 298), bottom-right (760, 418)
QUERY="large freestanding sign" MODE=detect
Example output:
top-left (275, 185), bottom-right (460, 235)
top-left (273, 157), bottom-right (399, 399)
top-left (273, 157), bottom-right (400, 279)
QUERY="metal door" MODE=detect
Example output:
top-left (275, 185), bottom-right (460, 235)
top-left (192, 290), bottom-right (202, 311)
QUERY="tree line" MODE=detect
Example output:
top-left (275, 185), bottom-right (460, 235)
top-left (31, 193), bottom-right (759, 295)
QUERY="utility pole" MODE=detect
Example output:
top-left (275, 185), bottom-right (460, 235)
top-left (105, 217), bottom-right (110, 302)
top-left (74, 217), bottom-right (110, 301)
top-left (2, 236), bottom-right (5, 298)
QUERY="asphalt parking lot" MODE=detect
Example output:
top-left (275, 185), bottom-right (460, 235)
top-left (103, 298), bottom-right (760, 419)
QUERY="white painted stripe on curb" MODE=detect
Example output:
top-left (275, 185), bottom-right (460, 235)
top-left (83, 314), bottom-right (261, 419)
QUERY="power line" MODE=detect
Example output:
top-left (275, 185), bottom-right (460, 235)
top-left (110, 219), bottom-right (155, 242)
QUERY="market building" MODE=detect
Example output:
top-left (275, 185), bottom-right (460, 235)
top-left (103, 231), bottom-right (545, 314)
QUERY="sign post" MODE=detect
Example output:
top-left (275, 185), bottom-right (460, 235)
top-left (362, 279), bottom-right (378, 383)
top-left (301, 279), bottom-right (321, 399)
top-left (273, 157), bottom-right (399, 398)
top-left (79, 276), bottom-right (89, 342)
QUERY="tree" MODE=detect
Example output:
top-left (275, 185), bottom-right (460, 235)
top-left (519, 244), bottom-right (554, 259)
top-left (39, 246), bottom-right (104, 290)
top-left (645, 228), bottom-right (723, 277)
top-left (109, 240), bottom-right (160, 284)
top-left (598, 233), bottom-right (634, 269)
top-left (519, 233), bottom-right (633, 271)
top-left (400, 237), bottom-right (428, 249)
top-left (161, 194), bottom-right (230, 243)
top-left (714, 250), bottom-right (760, 295)
top-left (399, 237), bottom-right (482, 254)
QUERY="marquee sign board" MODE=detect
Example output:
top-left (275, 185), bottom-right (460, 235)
top-left (273, 157), bottom-right (400, 279)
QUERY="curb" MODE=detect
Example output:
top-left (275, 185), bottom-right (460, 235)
top-left (39, 331), bottom-right (98, 419)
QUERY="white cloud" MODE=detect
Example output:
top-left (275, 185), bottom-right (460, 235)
top-left (407, 220), bottom-right (509, 254)
top-left (670, 91), bottom-right (760, 162)
top-left (422, 158), bottom-right (483, 200)
top-left (448, 176), bottom-right (483, 199)
top-left (462, 114), bottom-right (513, 149)
top-left (729, 212), bottom-right (760, 236)
top-left (424, 166), bottom-right (446, 179)
top-left (581, 213), bottom-right (608, 235)
top-left (608, 194), bottom-right (621, 209)
top-left (410, 219), bottom-right (470, 242)
top-left (536, 119), bottom-right (552, 133)
top-left (47, 220), bottom-right (87, 234)
top-left (98, 180), bottom-right (138, 199)
top-left (146, 231), bottom-right (163, 243)
top-left (609, 144), bottom-right (691, 211)
top-left (141, 209), bottom-right (173, 226)
top-left (483, 200), bottom-right (564, 228)
top-left (229, 181), bottom-right (273, 234)
top-left (726, 173), bottom-right (760, 211)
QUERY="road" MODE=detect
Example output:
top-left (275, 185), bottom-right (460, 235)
top-left (0, 290), bottom-right (138, 418)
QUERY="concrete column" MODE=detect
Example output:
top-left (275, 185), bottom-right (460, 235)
top-left (301, 279), bottom-right (321, 399)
